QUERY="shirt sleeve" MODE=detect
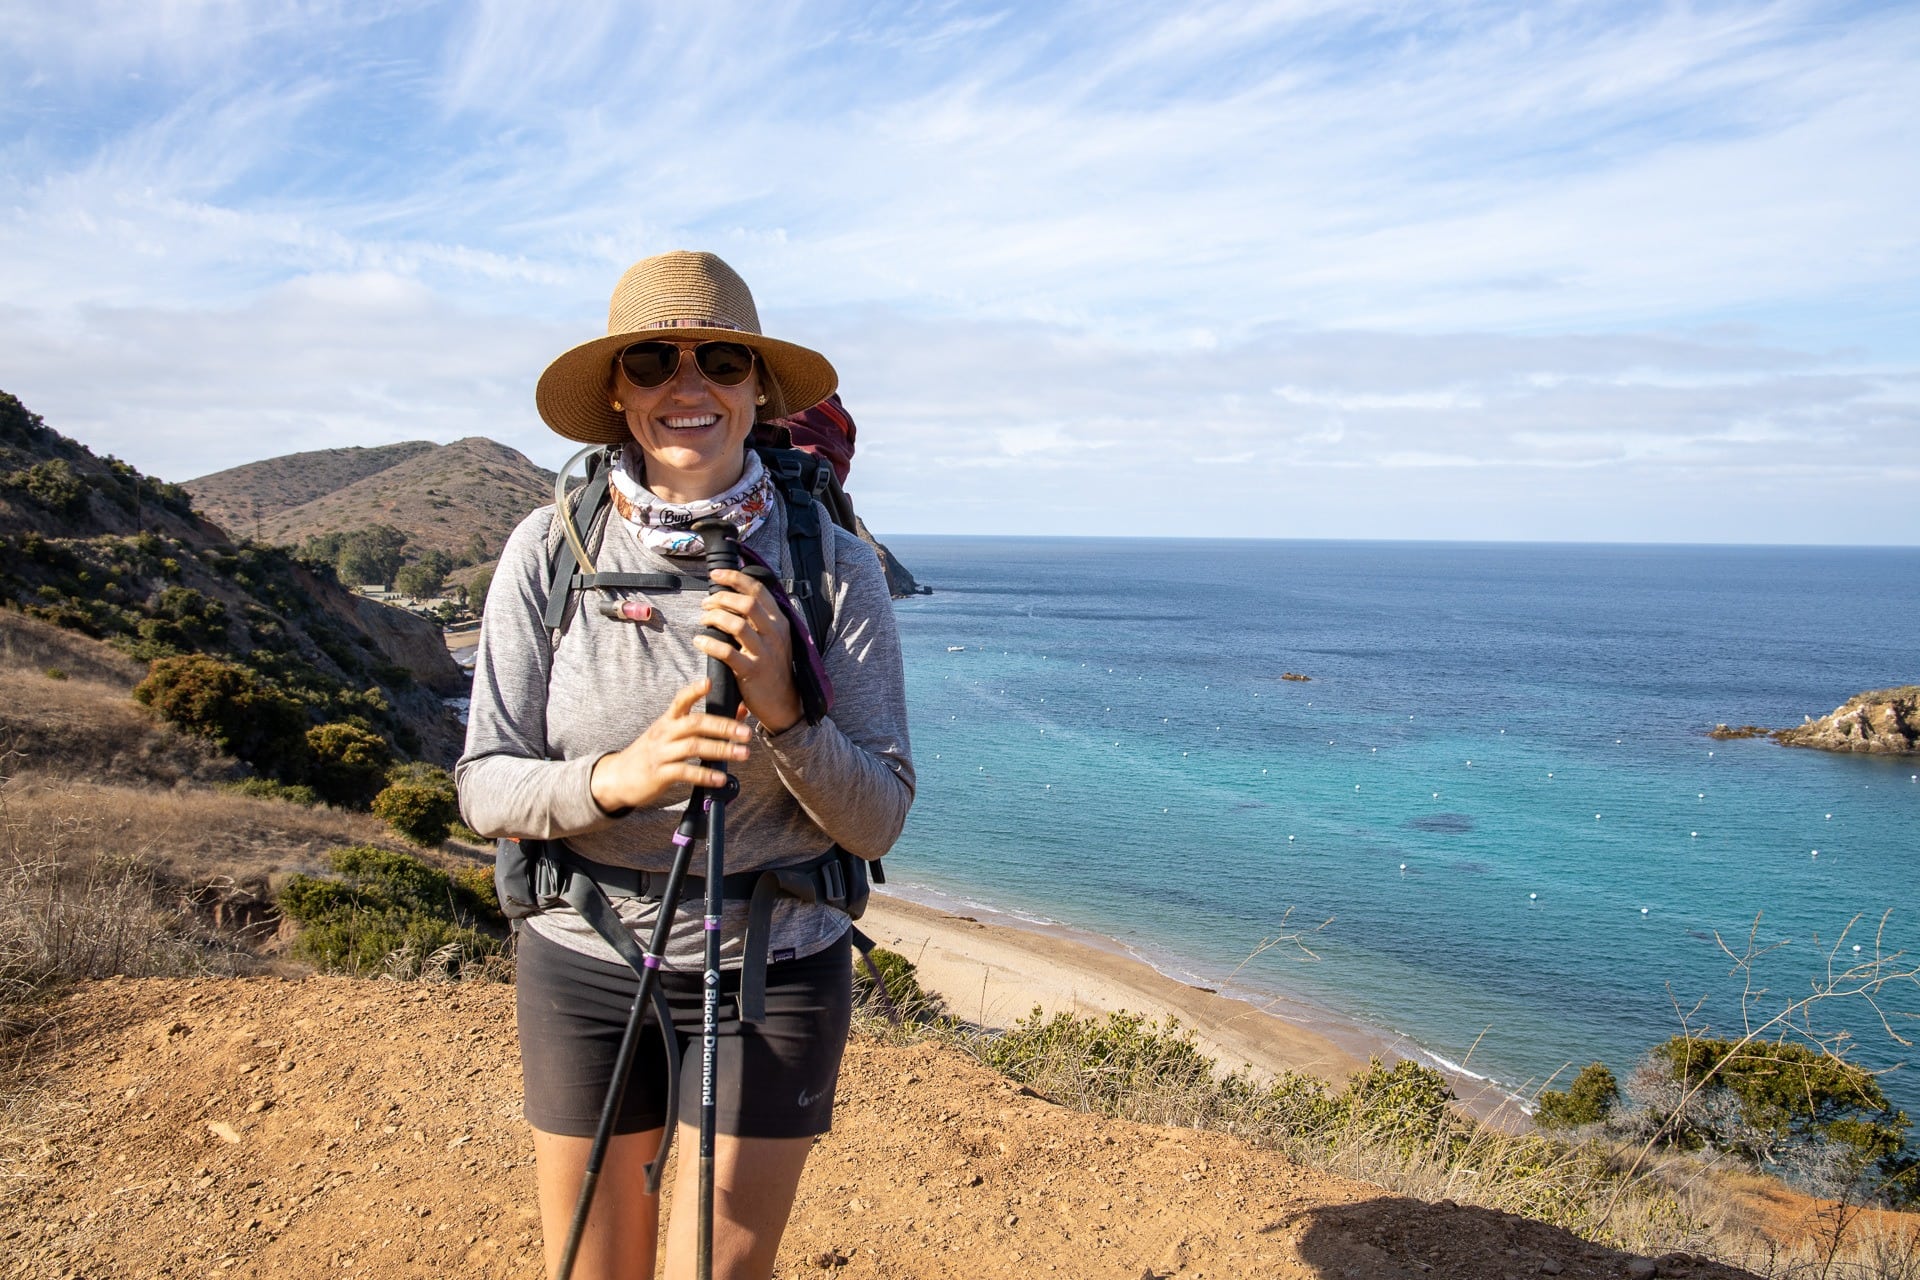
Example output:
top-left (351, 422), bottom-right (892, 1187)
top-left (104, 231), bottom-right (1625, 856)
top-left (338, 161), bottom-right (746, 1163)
top-left (454, 508), bottom-right (624, 840)
top-left (753, 528), bottom-right (915, 859)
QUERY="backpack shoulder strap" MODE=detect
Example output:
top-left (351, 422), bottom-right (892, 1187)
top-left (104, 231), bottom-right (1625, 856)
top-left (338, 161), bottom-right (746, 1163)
top-left (753, 444), bottom-right (837, 646)
top-left (542, 445), bottom-right (685, 643)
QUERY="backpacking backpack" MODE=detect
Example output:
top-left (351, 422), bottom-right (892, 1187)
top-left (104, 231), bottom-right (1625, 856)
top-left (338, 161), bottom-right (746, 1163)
top-left (498, 424), bottom-right (892, 1010)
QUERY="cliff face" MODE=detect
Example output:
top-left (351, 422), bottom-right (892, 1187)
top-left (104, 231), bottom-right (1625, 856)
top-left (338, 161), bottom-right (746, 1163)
top-left (1773, 686), bottom-right (1920, 755)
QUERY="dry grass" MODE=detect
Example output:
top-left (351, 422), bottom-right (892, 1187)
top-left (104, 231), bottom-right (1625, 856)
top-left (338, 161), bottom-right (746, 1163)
top-left (0, 608), bottom-right (146, 687)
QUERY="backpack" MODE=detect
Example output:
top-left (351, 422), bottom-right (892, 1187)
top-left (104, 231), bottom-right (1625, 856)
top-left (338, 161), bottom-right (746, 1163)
top-left (495, 425), bottom-right (891, 1019)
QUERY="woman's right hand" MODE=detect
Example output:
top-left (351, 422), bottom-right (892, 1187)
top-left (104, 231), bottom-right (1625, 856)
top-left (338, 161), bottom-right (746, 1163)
top-left (589, 678), bottom-right (751, 813)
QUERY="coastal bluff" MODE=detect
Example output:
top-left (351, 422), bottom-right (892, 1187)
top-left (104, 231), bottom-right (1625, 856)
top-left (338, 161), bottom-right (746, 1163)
top-left (1772, 685), bottom-right (1920, 755)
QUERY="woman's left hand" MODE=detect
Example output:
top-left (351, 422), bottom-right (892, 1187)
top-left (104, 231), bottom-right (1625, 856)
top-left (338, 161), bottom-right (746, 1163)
top-left (695, 567), bottom-right (803, 734)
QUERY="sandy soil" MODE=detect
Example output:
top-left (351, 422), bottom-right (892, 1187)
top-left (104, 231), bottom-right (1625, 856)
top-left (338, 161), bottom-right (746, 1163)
top-left (2, 975), bottom-right (1764, 1280)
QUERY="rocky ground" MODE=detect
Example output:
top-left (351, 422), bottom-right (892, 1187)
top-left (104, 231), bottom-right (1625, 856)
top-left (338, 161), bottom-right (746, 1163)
top-left (1, 976), bottom-right (1769, 1280)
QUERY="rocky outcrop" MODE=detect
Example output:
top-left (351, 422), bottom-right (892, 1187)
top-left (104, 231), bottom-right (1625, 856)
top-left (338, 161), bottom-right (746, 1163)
top-left (852, 512), bottom-right (931, 599)
top-left (348, 596), bottom-right (468, 696)
top-left (1772, 686), bottom-right (1920, 755)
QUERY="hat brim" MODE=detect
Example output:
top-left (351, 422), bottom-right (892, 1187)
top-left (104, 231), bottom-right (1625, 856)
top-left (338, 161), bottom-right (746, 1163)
top-left (536, 328), bottom-right (838, 445)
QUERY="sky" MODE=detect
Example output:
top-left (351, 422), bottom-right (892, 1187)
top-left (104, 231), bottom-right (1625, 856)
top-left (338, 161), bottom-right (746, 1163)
top-left (2, 0), bottom-right (1915, 543)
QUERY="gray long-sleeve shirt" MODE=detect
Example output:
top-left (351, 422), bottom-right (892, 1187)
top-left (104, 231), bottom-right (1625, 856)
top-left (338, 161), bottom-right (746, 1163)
top-left (455, 491), bottom-right (914, 971)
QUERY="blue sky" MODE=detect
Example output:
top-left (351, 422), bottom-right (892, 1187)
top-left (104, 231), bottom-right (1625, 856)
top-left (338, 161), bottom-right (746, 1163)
top-left (2, 0), bottom-right (1915, 542)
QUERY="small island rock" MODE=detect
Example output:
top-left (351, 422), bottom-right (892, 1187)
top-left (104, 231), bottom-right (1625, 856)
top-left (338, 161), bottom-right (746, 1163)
top-left (1772, 686), bottom-right (1920, 755)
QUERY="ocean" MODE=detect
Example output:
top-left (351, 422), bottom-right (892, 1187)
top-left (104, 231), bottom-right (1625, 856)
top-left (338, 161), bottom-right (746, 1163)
top-left (880, 537), bottom-right (1920, 1114)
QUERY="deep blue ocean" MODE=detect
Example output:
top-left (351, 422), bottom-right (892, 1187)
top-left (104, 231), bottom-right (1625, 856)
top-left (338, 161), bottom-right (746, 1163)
top-left (880, 537), bottom-right (1920, 1115)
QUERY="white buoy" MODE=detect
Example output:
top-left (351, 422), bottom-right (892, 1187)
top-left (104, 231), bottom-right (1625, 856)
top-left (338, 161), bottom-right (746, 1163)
top-left (1045, 784), bottom-right (1051, 789)
top-left (1371, 747), bottom-right (1377, 753)
top-left (1529, 893), bottom-right (1537, 901)
top-left (1854, 944), bottom-right (1862, 952)
top-left (1354, 784), bottom-right (1361, 791)
top-left (1812, 849), bottom-right (1818, 857)
top-left (1692, 832), bottom-right (1698, 837)
top-left (1400, 863), bottom-right (1407, 871)
top-left (1709, 751), bottom-right (1714, 757)
top-left (1547, 772), bottom-right (1553, 778)
top-left (1698, 793), bottom-right (1704, 799)
top-left (1596, 814), bottom-right (1602, 820)
top-left (1432, 792), bottom-right (1439, 798)
top-left (1466, 760), bottom-right (1472, 766)
top-left (1289, 835), bottom-right (1295, 841)
top-left (1641, 907), bottom-right (1649, 915)
top-left (1616, 739), bottom-right (1622, 744)
top-left (1826, 814), bottom-right (1832, 819)
top-left (1262, 768), bottom-right (1268, 774)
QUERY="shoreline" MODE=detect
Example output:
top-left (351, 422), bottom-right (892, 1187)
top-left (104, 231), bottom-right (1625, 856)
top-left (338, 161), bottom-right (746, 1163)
top-left (864, 885), bottom-right (1531, 1127)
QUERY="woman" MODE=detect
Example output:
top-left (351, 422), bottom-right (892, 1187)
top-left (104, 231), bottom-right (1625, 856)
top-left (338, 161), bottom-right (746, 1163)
top-left (456, 250), bottom-right (914, 1280)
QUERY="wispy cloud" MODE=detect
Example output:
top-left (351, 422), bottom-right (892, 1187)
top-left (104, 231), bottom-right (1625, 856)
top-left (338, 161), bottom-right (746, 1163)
top-left (0, 0), bottom-right (1913, 541)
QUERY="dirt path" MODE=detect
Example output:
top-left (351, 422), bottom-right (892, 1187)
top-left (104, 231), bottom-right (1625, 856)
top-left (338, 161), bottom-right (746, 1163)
top-left (3, 975), bottom-right (1759, 1279)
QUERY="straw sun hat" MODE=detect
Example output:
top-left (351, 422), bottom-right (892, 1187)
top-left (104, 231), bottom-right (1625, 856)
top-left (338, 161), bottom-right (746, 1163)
top-left (535, 250), bottom-right (838, 444)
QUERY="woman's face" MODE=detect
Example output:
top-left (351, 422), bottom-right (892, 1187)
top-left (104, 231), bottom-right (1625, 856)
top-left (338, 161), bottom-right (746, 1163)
top-left (608, 342), bottom-right (762, 503)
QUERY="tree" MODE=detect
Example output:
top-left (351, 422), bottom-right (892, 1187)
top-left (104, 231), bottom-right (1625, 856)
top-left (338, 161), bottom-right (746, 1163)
top-left (327, 525), bottom-right (410, 587)
top-left (393, 562), bottom-right (445, 599)
top-left (468, 567), bottom-right (495, 614)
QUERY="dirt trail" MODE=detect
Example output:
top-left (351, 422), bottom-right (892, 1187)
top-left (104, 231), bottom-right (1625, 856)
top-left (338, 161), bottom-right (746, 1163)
top-left (4, 975), bottom-right (1760, 1280)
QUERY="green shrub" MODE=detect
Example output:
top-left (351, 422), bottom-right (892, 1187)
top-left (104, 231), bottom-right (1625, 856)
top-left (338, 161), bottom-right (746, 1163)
top-left (219, 777), bottom-right (320, 806)
top-left (1630, 1036), bottom-right (1914, 1200)
top-left (278, 843), bottom-right (503, 979)
top-left (852, 946), bottom-right (940, 1023)
top-left (1538, 1061), bottom-right (1620, 1129)
top-left (133, 653), bottom-right (309, 777)
top-left (304, 722), bottom-right (393, 808)
top-left (372, 763), bottom-right (459, 845)
top-left (1329, 1057), bottom-right (1466, 1160)
top-left (6, 458), bottom-right (87, 515)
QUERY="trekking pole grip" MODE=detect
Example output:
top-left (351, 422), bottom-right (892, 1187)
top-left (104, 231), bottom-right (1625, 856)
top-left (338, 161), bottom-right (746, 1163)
top-left (692, 519), bottom-right (742, 721)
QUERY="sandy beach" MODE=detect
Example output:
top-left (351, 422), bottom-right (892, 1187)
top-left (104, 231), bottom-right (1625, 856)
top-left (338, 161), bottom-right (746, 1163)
top-left (862, 890), bottom-right (1366, 1085)
top-left (862, 892), bottom-right (1533, 1127)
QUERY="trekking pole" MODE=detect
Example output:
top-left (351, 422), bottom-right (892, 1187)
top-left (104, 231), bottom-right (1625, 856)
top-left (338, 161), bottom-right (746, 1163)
top-left (552, 519), bottom-right (745, 1280)
top-left (691, 518), bottom-right (742, 1280)
top-left (553, 780), bottom-right (723, 1280)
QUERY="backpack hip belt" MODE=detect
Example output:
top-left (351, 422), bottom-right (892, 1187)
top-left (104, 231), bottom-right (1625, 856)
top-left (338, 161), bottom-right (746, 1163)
top-left (496, 837), bottom-right (880, 1024)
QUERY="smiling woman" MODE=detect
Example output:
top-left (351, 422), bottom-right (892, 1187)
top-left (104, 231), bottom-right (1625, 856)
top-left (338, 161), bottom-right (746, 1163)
top-left (457, 251), bottom-right (914, 1280)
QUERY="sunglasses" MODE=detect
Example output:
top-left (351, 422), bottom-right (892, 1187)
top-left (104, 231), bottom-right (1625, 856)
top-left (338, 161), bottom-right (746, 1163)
top-left (616, 340), bottom-right (757, 389)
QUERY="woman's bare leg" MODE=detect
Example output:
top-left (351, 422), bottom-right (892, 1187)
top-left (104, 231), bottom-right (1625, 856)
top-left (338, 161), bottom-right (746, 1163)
top-left (661, 1128), bottom-right (816, 1280)
top-left (532, 1126), bottom-right (668, 1280)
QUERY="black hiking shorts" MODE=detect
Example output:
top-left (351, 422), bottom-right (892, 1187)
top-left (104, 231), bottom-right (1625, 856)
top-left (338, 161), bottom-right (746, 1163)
top-left (514, 924), bottom-right (852, 1139)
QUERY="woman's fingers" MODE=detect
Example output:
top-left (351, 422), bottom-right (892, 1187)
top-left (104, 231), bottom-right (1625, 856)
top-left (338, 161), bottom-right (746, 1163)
top-left (667, 678), bottom-right (711, 717)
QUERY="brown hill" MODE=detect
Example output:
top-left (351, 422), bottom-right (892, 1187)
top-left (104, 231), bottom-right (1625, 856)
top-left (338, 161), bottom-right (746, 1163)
top-left (181, 441), bottom-right (439, 540)
top-left (184, 437), bottom-right (555, 566)
top-left (0, 391), bottom-right (465, 763)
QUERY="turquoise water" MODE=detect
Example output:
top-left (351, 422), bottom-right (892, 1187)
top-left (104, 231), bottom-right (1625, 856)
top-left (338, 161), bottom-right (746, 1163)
top-left (882, 537), bottom-right (1920, 1113)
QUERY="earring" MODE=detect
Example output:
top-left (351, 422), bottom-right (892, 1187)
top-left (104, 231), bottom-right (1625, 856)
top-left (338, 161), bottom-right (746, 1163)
top-left (612, 400), bottom-right (624, 412)
top-left (755, 394), bottom-right (767, 406)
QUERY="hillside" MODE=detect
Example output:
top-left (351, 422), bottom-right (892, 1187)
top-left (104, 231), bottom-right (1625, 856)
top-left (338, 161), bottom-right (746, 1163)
top-left (4, 977), bottom-right (1770, 1280)
top-left (184, 437), bottom-right (555, 568)
top-left (0, 391), bottom-right (465, 764)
